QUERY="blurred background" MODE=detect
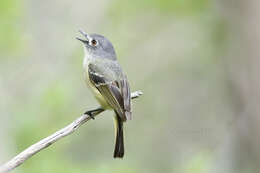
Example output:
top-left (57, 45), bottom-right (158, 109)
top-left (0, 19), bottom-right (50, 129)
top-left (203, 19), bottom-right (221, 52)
top-left (0, 0), bottom-right (259, 172)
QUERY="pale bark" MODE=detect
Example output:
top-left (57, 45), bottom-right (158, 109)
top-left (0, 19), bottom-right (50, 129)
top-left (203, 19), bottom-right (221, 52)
top-left (0, 91), bottom-right (142, 173)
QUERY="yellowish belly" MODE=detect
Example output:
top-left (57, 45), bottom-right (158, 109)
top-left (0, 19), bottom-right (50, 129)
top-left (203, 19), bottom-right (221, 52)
top-left (84, 66), bottom-right (111, 109)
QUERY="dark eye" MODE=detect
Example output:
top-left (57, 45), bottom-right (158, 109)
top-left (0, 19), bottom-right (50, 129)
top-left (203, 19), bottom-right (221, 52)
top-left (91, 39), bottom-right (97, 46)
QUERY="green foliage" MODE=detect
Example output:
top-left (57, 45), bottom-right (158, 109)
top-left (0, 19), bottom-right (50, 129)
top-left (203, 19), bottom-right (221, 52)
top-left (182, 152), bottom-right (211, 173)
top-left (41, 82), bottom-right (70, 113)
top-left (0, 0), bottom-right (20, 18)
top-left (0, 0), bottom-right (23, 56)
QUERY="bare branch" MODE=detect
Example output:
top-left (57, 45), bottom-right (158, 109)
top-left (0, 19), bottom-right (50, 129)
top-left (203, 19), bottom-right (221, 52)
top-left (0, 91), bottom-right (143, 173)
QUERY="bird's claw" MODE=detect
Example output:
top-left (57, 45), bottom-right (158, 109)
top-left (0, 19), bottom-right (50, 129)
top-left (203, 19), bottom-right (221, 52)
top-left (84, 111), bottom-right (95, 120)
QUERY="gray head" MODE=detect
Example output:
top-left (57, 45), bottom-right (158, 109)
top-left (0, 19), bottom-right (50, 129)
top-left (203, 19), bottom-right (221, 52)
top-left (77, 30), bottom-right (116, 60)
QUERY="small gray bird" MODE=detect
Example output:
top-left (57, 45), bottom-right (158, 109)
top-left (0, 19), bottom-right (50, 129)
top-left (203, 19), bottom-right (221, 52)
top-left (77, 30), bottom-right (131, 158)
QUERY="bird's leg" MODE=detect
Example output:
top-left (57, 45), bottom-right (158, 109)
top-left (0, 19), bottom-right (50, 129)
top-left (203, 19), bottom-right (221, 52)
top-left (84, 107), bottom-right (105, 119)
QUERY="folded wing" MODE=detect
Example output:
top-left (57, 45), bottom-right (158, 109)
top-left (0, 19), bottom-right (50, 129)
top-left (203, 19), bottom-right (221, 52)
top-left (88, 63), bottom-right (132, 121)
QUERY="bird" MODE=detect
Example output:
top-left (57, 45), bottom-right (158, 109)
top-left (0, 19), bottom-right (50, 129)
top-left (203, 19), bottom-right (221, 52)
top-left (76, 29), bottom-right (132, 158)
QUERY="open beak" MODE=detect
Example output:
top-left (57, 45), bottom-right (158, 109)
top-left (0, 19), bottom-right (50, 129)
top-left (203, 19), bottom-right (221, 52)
top-left (76, 29), bottom-right (89, 44)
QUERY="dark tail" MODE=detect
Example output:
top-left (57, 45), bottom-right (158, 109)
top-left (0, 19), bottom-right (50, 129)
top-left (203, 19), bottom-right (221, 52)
top-left (113, 113), bottom-right (124, 158)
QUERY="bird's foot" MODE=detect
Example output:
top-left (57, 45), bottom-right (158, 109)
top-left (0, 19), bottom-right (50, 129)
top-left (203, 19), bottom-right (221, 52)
top-left (84, 110), bottom-right (95, 119)
top-left (84, 108), bottom-right (105, 120)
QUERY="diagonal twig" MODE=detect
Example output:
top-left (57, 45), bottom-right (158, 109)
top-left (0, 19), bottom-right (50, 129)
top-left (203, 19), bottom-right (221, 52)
top-left (0, 90), bottom-right (143, 173)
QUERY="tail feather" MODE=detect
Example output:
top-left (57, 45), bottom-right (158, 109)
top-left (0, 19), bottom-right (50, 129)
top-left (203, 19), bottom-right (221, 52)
top-left (113, 113), bottom-right (124, 158)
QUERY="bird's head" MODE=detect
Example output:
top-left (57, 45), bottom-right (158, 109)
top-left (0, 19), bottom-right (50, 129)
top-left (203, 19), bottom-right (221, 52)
top-left (77, 29), bottom-right (116, 60)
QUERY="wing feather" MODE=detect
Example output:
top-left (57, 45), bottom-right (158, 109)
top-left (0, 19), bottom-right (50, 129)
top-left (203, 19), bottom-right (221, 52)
top-left (119, 78), bottom-right (132, 120)
top-left (88, 63), bottom-right (131, 121)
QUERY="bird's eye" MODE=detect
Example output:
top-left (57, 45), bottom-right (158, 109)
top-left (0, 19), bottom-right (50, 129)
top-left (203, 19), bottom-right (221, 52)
top-left (91, 39), bottom-right (97, 46)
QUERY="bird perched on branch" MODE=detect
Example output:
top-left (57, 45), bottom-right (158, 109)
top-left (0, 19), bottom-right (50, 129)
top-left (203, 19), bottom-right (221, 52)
top-left (77, 30), bottom-right (132, 158)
